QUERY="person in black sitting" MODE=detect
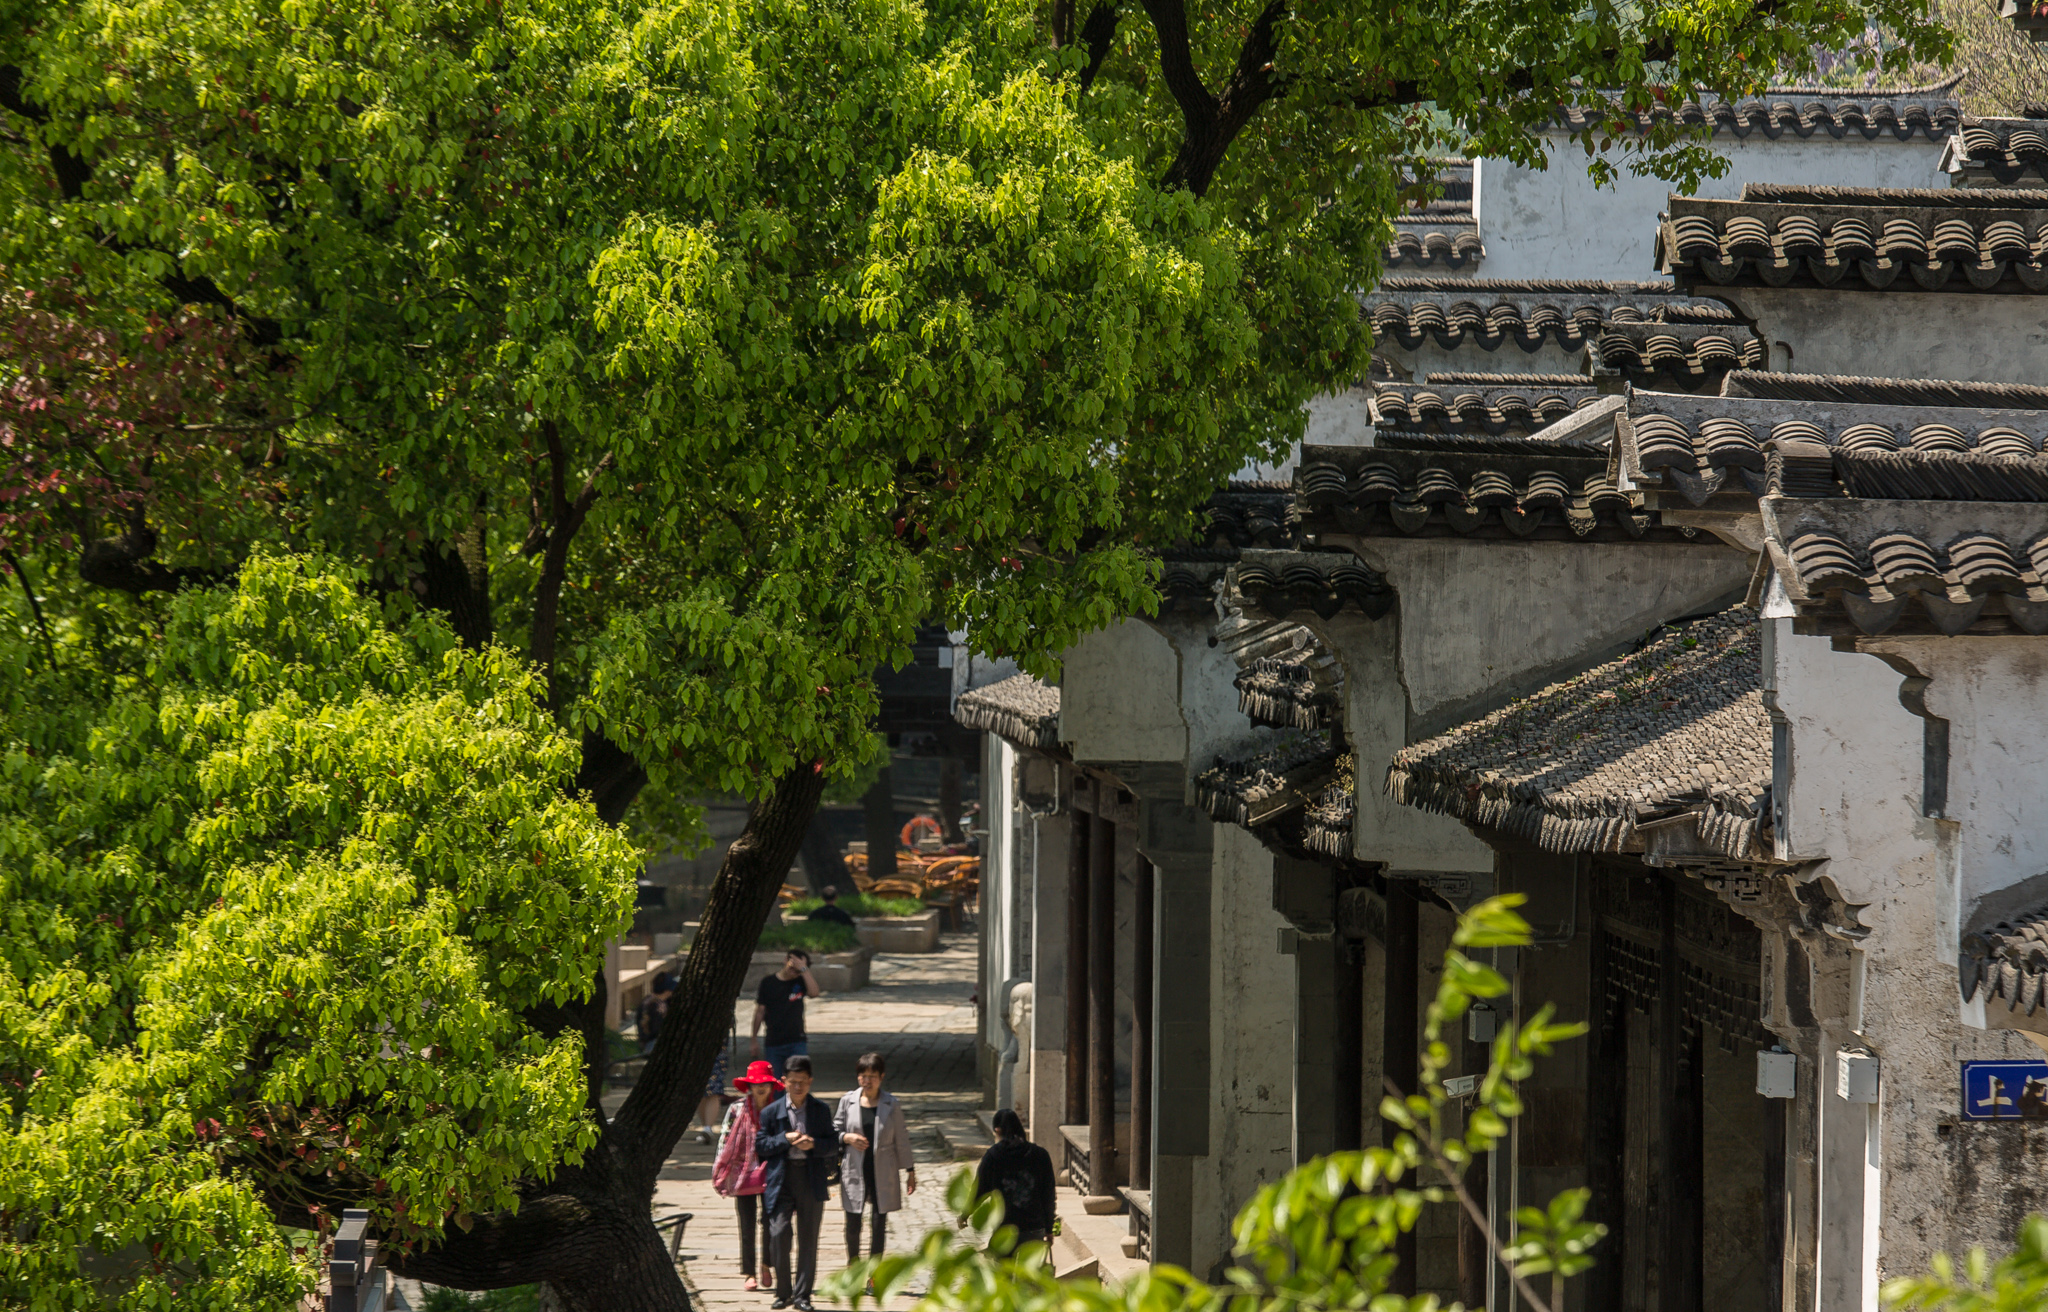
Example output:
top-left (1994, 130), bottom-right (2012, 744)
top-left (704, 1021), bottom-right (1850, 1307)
top-left (971, 1108), bottom-right (1057, 1247)
top-left (806, 886), bottom-right (857, 928)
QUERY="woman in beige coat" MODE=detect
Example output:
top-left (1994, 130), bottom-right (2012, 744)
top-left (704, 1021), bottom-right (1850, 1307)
top-left (834, 1051), bottom-right (916, 1266)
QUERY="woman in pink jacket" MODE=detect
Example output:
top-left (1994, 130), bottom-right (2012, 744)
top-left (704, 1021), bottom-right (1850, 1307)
top-left (713, 1060), bottom-right (782, 1290)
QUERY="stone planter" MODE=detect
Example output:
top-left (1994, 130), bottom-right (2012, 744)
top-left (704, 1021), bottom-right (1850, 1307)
top-left (855, 909), bottom-right (942, 954)
top-left (808, 948), bottom-right (872, 993)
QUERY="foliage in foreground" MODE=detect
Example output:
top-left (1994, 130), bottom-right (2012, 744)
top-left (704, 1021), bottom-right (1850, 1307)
top-left (1885, 1214), bottom-right (2048, 1312)
top-left (0, 557), bottom-right (638, 1307)
top-left (843, 896), bottom-right (1602, 1312)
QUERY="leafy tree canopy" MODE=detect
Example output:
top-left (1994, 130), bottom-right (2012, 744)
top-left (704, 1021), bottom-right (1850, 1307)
top-left (0, 555), bottom-right (638, 1306)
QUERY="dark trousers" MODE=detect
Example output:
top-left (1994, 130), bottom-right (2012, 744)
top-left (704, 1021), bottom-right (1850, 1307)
top-left (843, 1201), bottom-right (887, 1263)
top-left (771, 1186), bottom-right (824, 1303)
top-left (736, 1193), bottom-right (771, 1275)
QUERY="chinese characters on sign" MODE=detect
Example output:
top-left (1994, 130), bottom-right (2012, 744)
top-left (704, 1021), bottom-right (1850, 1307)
top-left (1960, 1060), bottom-right (2048, 1121)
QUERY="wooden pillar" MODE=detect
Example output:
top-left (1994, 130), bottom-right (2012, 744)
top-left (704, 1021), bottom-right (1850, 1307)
top-left (1584, 925), bottom-right (1629, 1312)
top-left (1334, 936), bottom-right (1364, 1152)
top-left (1383, 882), bottom-right (1419, 1297)
top-left (1064, 792), bottom-right (1090, 1126)
top-left (1763, 1089), bottom-right (1787, 1312)
top-left (1133, 854), bottom-right (1155, 1191)
top-left (1657, 879), bottom-right (1703, 1312)
top-left (1088, 811), bottom-right (1117, 1197)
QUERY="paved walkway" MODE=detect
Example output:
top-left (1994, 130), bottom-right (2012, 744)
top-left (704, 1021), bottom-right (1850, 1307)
top-left (655, 937), bottom-right (987, 1312)
top-left (395, 936), bottom-right (987, 1310)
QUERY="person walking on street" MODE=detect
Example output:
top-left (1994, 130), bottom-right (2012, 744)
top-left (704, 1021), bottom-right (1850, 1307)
top-left (757, 1055), bottom-right (839, 1310)
top-left (972, 1109), bottom-right (1057, 1248)
top-left (712, 1061), bottom-right (780, 1291)
top-left (834, 1051), bottom-right (916, 1269)
top-left (751, 950), bottom-right (821, 1075)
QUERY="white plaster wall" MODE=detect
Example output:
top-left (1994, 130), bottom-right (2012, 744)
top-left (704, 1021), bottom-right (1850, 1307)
top-left (1315, 610), bottom-right (1495, 872)
top-left (1189, 823), bottom-right (1297, 1278)
top-left (1712, 287), bottom-right (2048, 385)
top-left (1476, 135), bottom-right (1949, 283)
top-left (1332, 537), bottom-right (1751, 736)
top-left (1769, 622), bottom-right (2048, 1299)
top-left (1867, 638), bottom-right (2048, 930)
top-left (1063, 619), bottom-right (1186, 763)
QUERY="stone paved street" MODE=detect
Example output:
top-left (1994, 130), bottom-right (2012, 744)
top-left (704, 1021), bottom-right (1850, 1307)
top-left (654, 936), bottom-right (988, 1312)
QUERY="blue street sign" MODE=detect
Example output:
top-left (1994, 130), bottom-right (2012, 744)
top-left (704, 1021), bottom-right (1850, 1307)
top-left (1960, 1060), bottom-right (2048, 1121)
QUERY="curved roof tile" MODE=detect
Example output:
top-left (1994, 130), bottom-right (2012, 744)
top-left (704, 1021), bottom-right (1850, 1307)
top-left (1387, 608), bottom-right (1770, 859)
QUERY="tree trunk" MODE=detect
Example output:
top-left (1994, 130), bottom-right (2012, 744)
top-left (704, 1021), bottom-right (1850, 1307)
top-left (799, 809), bottom-right (856, 897)
top-left (390, 764), bottom-right (830, 1308)
top-left (862, 766), bottom-right (898, 880)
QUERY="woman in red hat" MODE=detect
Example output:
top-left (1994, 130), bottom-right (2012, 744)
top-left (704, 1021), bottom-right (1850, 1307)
top-left (714, 1059), bottom-right (784, 1290)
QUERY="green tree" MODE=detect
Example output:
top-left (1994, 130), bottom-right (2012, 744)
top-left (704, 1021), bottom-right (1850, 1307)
top-left (0, 556), bottom-right (638, 1307)
top-left (0, 0), bottom-right (1950, 1303)
top-left (853, 897), bottom-right (1602, 1312)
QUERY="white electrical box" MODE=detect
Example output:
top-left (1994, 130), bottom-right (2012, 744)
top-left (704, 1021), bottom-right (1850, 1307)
top-left (1468, 1003), bottom-right (1499, 1044)
top-left (1836, 1051), bottom-right (1880, 1104)
top-left (1757, 1049), bottom-right (1798, 1099)
top-left (1444, 1075), bottom-right (1480, 1099)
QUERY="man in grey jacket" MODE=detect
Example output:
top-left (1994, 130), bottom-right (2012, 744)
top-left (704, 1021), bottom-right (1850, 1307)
top-left (834, 1051), bottom-right (916, 1266)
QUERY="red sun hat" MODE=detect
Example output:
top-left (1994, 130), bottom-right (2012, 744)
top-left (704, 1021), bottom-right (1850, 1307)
top-left (734, 1060), bottom-right (784, 1090)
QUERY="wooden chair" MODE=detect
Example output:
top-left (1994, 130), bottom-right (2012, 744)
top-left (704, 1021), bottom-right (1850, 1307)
top-left (869, 878), bottom-right (925, 901)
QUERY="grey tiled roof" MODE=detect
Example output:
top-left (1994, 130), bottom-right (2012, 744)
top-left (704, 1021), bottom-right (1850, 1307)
top-left (1387, 608), bottom-right (1770, 858)
top-left (1365, 280), bottom-right (1735, 353)
top-left (1295, 399), bottom-right (1713, 544)
top-left (1944, 117), bottom-right (2048, 186)
top-left (1554, 81), bottom-right (1961, 141)
top-left (1763, 492), bottom-right (2048, 636)
top-left (1962, 907), bottom-right (2048, 1016)
top-left (1194, 733), bottom-right (1345, 829)
top-left (953, 674), bottom-right (1060, 749)
top-left (1387, 164), bottom-right (1483, 270)
top-left (1235, 630), bottom-right (1343, 731)
top-left (1370, 380), bottom-right (1600, 436)
top-left (1720, 371), bottom-right (2048, 411)
top-left (1230, 549), bottom-right (1394, 621)
top-left (1658, 186), bottom-right (2048, 294)
top-left (1301, 756), bottom-right (1356, 859)
top-left (1619, 392), bottom-right (2048, 507)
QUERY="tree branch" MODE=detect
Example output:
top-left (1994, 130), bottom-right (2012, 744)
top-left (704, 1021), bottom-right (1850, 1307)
top-left (77, 525), bottom-right (227, 595)
top-left (527, 421), bottom-right (612, 709)
top-left (1078, 3), bottom-right (1120, 93)
top-left (2, 551), bottom-right (58, 669)
top-left (1392, 1076), bottom-right (1559, 1312)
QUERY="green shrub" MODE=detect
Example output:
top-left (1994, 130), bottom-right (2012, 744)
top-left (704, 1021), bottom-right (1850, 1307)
top-left (787, 894), bottom-right (925, 919)
top-left (420, 1285), bottom-right (543, 1312)
top-left (759, 922), bottom-right (860, 954)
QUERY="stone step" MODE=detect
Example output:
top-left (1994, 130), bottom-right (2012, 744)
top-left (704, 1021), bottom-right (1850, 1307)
top-left (929, 1108), bottom-right (995, 1162)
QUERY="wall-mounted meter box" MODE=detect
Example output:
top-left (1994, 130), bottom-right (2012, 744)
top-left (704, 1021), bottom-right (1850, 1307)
top-left (1836, 1051), bottom-right (1881, 1104)
top-left (1757, 1049), bottom-right (1798, 1099)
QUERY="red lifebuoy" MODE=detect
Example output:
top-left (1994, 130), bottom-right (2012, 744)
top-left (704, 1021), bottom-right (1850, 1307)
top-left (900, 815), bottom-right (943, 849)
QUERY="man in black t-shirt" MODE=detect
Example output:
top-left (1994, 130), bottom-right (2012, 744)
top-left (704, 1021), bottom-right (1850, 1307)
top-left (752, 950), bottom-right (820, 1074)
